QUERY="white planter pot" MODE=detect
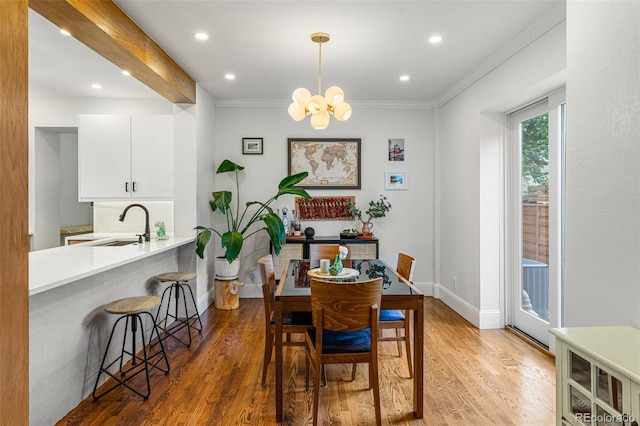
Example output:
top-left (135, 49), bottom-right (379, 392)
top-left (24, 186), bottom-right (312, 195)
top-left (215, 256), bottom-right (240, 278)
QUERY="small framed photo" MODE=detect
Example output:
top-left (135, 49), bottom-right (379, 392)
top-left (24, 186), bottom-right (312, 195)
top-left (385, 171), bottom-right (408, 190)
top-left (389, 138), bottom-right (405, 161)
top-left (242, 137), bottom-right (263, 155)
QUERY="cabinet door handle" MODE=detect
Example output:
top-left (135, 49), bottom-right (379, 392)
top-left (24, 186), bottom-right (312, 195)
top-left (125, 182), bottom-right (129, 192)
top-left (132, 182), bottom-right (136, 192)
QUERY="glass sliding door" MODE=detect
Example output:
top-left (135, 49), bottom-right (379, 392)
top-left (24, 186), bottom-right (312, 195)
top-left (508, 91), bottom-right (565, 347)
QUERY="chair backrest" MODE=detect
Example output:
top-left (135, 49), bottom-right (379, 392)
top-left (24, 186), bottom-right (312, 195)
top-left (396, 253), bottom-right (416, 283)
top-left (310, 277), bottom-right (382, 332)
top-left (309, 244), bottom-right (351, 266)
top-left (258, 255), bottom-right (276, 316)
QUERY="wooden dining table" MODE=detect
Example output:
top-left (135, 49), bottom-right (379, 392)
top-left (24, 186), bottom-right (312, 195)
top-left (275, 258), bottom-right (425, 422)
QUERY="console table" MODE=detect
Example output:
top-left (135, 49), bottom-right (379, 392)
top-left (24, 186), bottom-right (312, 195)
top-left (270, 236), bottom-right (379, 278)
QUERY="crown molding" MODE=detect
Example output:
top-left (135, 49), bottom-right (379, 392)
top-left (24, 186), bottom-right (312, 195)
top-left (214, 99), bottom-right (436, 110)
top-left (435, 2), bottom-right (566, 108)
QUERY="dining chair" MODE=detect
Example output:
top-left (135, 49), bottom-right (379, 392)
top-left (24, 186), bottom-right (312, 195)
top-left (258, 255), bottom-right (312, 386)
top-left (378, 252), bottom-right (415, 378)
top-left (308, 244), bottom-right (351, 267)
top-left (305, 277), bottom-right (383, 426)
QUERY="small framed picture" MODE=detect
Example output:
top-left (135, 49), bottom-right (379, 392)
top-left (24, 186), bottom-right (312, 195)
top-left (242, 137), bottom-right (263, 155)
top-left (385, 171), bottom-right (408, 190)
top-left (388, 138), bottom-right (405, 161)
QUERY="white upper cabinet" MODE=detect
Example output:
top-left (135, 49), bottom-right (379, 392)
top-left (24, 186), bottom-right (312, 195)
top-left (130, 115), bottom-right (174, 198)
top-left (78, 114), bottom-right (174, 200)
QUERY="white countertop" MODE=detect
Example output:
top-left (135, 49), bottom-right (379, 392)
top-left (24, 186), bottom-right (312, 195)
top-left (29, 234), bottom-right (195, 296)
top-left (550, 326), bottom-right (640, 383)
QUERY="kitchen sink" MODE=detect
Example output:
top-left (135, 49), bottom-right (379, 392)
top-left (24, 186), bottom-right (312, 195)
top-left (91, 239), bottom-right (139, 247)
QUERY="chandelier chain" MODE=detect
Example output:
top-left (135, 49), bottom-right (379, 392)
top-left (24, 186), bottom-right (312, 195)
top-left (318, 39), bottom-right (323, 95)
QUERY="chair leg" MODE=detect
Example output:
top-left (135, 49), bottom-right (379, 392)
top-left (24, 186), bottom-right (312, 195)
top-left (395, 330), bottom-right (403, 356)
top-left (313, 359), bottom-right (322, 426)
top-left (305, 351), bottom-right (311, 391)
top-left (322, 364), bottom-right (327, 387)
top-left (370, 361), bottom-right (382, 426)
top-left (180, 281), bottom-right (203, 332)
top-left (262, 329), bottom-right (273, 386)
top-left (404, 312), bottom-right (413, 378)
top-left (154, 284), bottom-right (174, 331)
top-left (142, 311), bottom-right (170, 375)
top-left (351, 363), bottom-right (357, 381)
top-left (404, 329), bottom-right (413, 379)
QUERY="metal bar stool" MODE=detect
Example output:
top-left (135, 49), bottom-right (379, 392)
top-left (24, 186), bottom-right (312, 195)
top-left (154, 272), bottom-right (203, 347)
top-left (92, 296), bottom-right (170, 401)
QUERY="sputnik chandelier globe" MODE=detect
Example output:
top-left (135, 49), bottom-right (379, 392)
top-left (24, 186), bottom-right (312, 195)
top-left (288, 33), bottom-right (352, 130)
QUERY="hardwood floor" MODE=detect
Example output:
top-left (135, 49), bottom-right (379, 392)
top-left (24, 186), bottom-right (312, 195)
top-left (57, 297), bottom-right (556, 425)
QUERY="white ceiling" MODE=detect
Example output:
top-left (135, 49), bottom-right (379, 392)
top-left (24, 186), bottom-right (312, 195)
top-left (29, 0), bottom-right (566, 106)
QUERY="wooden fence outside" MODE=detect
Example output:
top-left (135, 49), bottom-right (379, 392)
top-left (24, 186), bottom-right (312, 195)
top-left (522, 203), bottom-right (549, 264)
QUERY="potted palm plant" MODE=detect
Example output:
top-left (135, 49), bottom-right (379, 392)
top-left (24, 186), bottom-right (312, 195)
top-left (195, 159), bottom-right (311, 277)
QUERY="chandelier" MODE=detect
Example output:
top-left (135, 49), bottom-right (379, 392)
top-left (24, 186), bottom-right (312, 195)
top-left (288, 33), bottom-right (352, 130)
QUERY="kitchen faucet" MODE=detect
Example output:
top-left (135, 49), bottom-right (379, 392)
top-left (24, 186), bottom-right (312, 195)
top-left (118, 203), bottom-right (150, 242)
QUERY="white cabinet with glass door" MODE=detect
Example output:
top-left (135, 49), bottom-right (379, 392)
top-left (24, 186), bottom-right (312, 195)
top-left (551, 326), bottom-right (640, 426)
top-left (78, 114), bottom-right (173, 200)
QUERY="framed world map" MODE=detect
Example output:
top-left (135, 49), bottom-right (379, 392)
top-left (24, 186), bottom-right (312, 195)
top-left (287, 138), bottom-right (361, 189)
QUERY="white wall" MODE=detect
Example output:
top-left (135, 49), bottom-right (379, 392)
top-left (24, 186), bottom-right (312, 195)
top-left (59, 133), bottom-right (92, 227)
top-left (437, 20), bottom-right (566, 328)
top-left (564, 1), bottom-right (640, 327)
top-left (33, 129), bottom-right (61, 250)
top-left (213, 104), bottom-right (435, 295)
top-left (192, 85), bottom-right (217, 310)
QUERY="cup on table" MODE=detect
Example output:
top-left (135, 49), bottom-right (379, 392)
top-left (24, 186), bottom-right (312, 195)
top-left (320, 259), bottom-right (330, 274)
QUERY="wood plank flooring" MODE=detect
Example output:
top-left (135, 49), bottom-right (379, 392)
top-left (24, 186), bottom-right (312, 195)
top-left (57, 297), bottom-right (556, 425)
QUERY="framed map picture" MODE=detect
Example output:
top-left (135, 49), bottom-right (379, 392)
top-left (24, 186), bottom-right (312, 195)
top-left (288, 138), bottom-right (361, 189)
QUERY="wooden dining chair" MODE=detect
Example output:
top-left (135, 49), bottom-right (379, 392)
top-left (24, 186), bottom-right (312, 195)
top-left (308, 244), bottom-right (351, 267)
top-left (258, 255), bottom-right (312, 386)
top-left (305, 277), bottom-right (383, 426)
top-left (378, 252), bottom-right (415, 378)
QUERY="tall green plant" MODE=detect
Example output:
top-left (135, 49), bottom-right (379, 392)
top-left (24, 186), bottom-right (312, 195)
top-left (195, 159), bottom-right (311, 262)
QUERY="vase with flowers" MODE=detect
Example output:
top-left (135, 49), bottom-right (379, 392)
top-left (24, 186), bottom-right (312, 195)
top-left (347, 195), bottom-right (391, 236)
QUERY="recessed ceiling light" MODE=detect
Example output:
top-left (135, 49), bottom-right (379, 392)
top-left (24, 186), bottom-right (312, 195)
top-left (400, 75), bottom-right (410, 82)
top-left (91, 83), bottom-right (102, 89)
top-left (122, 70), bottom-right (131, 76)
top-left (60, 29), bottom-right (71, 36)
top-left (194, 32), bottom-right (209, 41)
top-left (225, 74), bottom-right (236, 80)
top-left (429, 35), bottom-right (442, 44)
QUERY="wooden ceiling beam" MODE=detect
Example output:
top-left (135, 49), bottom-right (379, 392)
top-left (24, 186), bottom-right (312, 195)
top-left (29, 0), bottom-right (196, 104)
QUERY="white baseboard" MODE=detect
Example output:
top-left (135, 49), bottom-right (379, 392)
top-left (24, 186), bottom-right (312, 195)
top-left (433, 284), bottom-right (502, 329)
top-left (239, 282), bottom-right (262, 298)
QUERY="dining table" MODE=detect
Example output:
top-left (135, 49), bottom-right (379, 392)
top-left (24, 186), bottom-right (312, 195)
top-left (275, 258), bottom-right (425, 421)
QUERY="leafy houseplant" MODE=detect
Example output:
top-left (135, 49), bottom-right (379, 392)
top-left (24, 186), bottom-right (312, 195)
top-left (347, 195), bottom-right (392, 234)
top-left (195, 159), bottom-right (311, 263)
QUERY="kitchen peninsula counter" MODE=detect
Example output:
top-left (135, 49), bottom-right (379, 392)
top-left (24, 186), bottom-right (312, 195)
top-left (29, 234), bottom-right (194, 295)
top-left (29, 233), bottom-right (200, 424)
